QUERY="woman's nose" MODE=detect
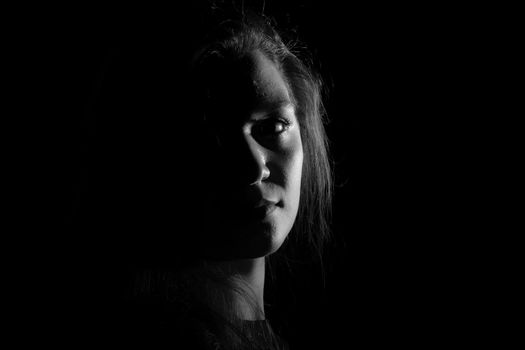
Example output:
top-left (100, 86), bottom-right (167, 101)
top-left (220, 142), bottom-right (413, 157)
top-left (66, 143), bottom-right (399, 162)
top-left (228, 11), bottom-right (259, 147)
top-left (227, 133), bottom-right (270, 186)
top-left (247, 140), bottom-right (271, 185)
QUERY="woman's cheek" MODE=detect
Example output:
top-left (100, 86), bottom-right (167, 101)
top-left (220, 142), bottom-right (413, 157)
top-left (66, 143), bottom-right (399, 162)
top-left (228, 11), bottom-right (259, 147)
top-left (280, 129), bottom-right (303, 210)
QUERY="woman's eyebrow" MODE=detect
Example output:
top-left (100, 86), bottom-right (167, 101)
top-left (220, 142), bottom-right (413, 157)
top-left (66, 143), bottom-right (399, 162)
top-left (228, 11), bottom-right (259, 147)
top-left (254, 99), bottom-right (294, 113)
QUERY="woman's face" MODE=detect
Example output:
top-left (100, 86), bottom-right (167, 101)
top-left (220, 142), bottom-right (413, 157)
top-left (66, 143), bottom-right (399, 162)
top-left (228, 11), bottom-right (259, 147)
top-left (195, 49), bottom-right (303, 260)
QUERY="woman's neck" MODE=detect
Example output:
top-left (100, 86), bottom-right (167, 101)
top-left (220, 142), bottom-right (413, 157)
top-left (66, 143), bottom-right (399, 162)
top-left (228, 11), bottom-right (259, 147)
top-left (210, 257), bottom-right (266, 320)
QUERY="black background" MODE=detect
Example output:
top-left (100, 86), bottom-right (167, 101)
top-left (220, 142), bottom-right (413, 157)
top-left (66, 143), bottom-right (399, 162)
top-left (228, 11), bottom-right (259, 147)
top-left (25, 0), bottom-right (509, 348)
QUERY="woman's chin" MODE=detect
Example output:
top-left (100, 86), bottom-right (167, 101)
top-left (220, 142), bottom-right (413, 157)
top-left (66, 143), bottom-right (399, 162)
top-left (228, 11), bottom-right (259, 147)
top-left (198, 220), bottom-right (288, 260)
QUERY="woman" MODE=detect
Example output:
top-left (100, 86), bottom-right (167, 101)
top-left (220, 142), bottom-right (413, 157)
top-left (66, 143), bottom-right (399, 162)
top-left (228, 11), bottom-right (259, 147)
top-left (93, 6), bottom-right (332, 349)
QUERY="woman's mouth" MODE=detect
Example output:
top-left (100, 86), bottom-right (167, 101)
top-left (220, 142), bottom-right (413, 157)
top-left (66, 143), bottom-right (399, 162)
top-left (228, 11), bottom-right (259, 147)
top-left (243, 199), bottom-right (281, 221)
top-left (249, 203), bottom-right (278, 220)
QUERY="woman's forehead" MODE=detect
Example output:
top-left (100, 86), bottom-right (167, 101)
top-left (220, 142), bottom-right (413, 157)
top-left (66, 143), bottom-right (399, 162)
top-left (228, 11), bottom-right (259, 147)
top-left (203, 50), bottom-right (292, 116)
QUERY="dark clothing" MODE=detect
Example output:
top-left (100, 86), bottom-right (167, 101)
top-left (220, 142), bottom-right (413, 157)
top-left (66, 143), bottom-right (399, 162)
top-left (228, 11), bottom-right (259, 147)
top-left (111, 299), bottom-right (289, 350)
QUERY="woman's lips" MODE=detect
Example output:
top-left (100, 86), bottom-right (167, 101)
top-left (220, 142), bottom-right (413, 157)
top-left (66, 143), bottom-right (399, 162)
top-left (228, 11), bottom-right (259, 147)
top-left (245, 199), bottom-right (281, 220)
top-left (250, 203), bottom-right (278, 219)
top-left (215, 197), bottom-right (281, 222)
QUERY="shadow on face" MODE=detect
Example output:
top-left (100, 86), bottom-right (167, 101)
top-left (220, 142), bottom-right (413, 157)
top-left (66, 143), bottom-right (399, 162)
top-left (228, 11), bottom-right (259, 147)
top-left (193, 50), bottom-right (304, 261)
top-left (93, 46), bottom-right (303, 267)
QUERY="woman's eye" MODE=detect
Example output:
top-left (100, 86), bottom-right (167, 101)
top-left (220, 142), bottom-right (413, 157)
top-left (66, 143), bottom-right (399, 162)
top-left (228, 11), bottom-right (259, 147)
top-left (254, 119), bottom-right (290, 136)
